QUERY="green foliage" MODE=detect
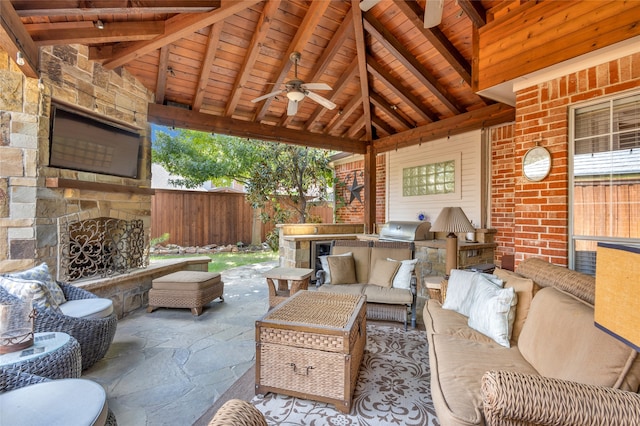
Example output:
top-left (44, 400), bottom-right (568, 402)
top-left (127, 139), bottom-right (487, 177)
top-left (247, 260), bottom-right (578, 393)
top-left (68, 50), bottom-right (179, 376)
top-left (153, 129), bottom-right (334, 226)
top-left (150, 233), bottom-right (170, 246)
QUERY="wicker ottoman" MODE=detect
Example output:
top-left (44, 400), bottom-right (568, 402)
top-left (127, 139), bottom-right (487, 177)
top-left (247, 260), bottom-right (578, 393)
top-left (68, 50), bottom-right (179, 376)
top-left (147, 271), bottom-right (224, 316)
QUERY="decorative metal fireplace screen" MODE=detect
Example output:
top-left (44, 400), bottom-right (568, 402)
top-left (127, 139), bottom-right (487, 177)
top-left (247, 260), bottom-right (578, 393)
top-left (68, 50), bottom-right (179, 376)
top-left (60, 217), bottom-right (147, 282)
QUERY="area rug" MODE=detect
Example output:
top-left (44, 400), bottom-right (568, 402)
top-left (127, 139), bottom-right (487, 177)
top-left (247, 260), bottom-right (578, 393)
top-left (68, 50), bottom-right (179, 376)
top-left (251, 324), bottom-right (438, 425)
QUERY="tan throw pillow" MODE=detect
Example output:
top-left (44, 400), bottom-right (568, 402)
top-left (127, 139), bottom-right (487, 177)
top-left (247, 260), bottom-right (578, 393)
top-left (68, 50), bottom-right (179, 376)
top-left (494, 267), bottom-right (537, 344)
top-left (328, 254), bottom-right (357, 284)
top-left (369, 259), bottom-right (401, 288)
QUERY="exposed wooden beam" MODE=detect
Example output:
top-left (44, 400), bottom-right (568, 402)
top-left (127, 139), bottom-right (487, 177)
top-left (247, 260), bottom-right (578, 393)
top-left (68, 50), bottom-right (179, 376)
top-left (363, 146), bottom-right (376, 233)
top-left (192, 22), bottom-right (223, 112)
top-left (373, 103), bottom-right (514, 154)
top-left (148, 103), bottom-right (367, 154)
top-left (0, 0), bottom-right (38, 78)
top-left (366, 56), bottom-right (438, 123)
top-left (395, 0), bottom-right (472, 85)
top-left (28, 21), bottom-right (164, 46)
top-left (255, 0), bottom-right (331, 122)
top-left (369, 91), bottom-right (413, 131)
top-left (224, 0), bottom-right (282, 117)
top-left (279, 8), bottom-right (353, 127)
top-left (155, 46), bottom-right (170, 104)
top-left (12, 1), bottom-right (220, 17)
top-left (346, 115), bottom-right (366, 139)
top-left (304, 59), bottom-right (358, 131)
top-left (363, 11), bottom-right (464, 114)
top-left (458, 0), bottom-right (487, 28)
top-left (352, 0), bottom-right (373, 141)
top-left (100, 0), bottom-right (260, 69)
top-left (325, 94), bottom-right (362, 135)
top-left (371, 116), bottom-right (395, 137)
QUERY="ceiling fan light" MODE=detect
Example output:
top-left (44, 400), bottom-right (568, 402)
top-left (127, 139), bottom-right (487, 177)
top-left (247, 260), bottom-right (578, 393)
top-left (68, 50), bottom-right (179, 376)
top-left (287, 90), bottom-right (305, 102)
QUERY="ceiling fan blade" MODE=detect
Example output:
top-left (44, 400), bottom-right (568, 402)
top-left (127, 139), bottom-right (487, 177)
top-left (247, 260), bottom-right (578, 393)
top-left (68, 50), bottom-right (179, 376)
top-left (287, 99), bottom-right (299, 116)
top-left (424, 0), bottom-right (444, 28)
top-left (251, 89), bottom-right (283, 103)
top-left (305, 91), bottom-right (337, 110)
top-left (359, 0), bottom-right (380, 12)
top-left (301, 82), bottom-right (332, 91)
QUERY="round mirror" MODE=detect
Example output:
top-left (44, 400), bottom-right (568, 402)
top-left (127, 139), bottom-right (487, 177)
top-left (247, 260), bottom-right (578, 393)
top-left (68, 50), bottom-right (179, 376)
top-left (523, 146), bottom-right (551, 181)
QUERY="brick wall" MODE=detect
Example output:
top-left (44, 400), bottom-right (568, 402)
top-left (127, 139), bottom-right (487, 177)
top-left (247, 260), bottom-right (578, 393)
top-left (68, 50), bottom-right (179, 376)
top-left (334, 154), bottom-right (386, 225)
top-left (491, 52), bottom-right (640, 267)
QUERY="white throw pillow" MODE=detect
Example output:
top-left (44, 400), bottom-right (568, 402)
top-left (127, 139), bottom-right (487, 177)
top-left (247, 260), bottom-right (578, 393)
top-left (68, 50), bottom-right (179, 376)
top-left (3, 263), bottom-right (66, 305)
top-left (388, 258), bottom-right (418, 289)
top-left (0, 276), bottom-right (61, 312)
top-left (319, 252), bottom-right (352, 284)
top-left (442, 269), bottom-right (503, 316)
top-left (467, 275), bottom-right (518, 348)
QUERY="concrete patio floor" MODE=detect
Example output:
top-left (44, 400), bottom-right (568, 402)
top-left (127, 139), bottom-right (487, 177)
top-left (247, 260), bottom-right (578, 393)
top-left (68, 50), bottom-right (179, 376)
top-left (83, 260), bottom-right (278, 426)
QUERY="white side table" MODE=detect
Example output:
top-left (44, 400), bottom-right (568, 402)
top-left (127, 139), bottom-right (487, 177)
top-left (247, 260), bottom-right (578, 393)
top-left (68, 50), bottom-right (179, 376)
top-left (0, 332), bottom-right (82, 379)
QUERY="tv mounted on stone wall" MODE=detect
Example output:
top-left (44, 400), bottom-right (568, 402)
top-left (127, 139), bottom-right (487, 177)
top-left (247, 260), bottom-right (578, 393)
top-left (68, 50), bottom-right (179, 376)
top-left (48, 104), bottom-right (141, 179)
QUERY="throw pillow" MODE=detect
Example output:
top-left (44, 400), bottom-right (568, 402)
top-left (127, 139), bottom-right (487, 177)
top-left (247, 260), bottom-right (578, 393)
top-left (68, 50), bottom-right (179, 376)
top-left (0, 276), bottom-right (61, 312)
top-left (319, 252), bottom-right (352, 284)
top-left (442, 270), bottom-right (503, 316)
top-left (369, 259), bottom-right (401, 288)
top-left (467, 275), bottom-right (518, 348)
top-left (493, 267), bottom-right (537, 344)
top-left (327, 254), bottom-right (357, 284)
top-left (388, 258), bottom-right (418, 289)
top-left (3, 263), bottom-right (66, 305)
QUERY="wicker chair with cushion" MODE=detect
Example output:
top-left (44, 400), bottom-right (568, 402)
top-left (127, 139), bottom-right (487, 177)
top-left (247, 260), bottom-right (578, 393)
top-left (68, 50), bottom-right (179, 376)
top-left (0, 263), bottom-right (117, 370)
top-left (208, 399), bottom-right (267, 426)
top-left (0, 370), bottom-right (118, 425)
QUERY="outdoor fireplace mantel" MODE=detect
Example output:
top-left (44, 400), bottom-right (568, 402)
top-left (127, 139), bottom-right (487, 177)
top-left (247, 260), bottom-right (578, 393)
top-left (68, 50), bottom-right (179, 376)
top-left (45, 178), bottom-right (155, 195)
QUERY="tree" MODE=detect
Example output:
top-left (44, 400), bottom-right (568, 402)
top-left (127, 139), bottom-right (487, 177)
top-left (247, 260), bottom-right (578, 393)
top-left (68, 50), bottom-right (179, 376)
top-left (152, 129), bottom-right (334, 246)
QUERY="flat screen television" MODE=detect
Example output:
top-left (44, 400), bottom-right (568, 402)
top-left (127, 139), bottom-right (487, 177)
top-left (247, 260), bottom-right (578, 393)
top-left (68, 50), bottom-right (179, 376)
top-left (49, 105), bottom-right (141, 178)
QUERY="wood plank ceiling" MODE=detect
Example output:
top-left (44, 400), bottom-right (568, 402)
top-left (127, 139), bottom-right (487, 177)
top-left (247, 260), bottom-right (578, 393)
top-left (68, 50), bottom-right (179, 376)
top-left (6, 0), bottom-right (518, 154)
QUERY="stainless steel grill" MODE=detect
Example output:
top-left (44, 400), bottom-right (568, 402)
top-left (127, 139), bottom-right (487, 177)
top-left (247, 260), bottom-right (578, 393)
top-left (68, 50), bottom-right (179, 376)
top-left (379, 221), bottom-right (433, 242)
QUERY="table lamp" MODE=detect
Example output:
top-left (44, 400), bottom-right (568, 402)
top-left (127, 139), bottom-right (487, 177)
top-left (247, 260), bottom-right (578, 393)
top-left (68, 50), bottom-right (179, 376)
top-left (430, 207), bottom-right (475, 278)
top-left (594, 242), bottom-right (640, 352)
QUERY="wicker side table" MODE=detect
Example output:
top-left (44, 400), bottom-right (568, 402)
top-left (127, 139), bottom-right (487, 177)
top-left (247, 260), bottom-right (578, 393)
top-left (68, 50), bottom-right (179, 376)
top-left (263, 267), bottom-right (314, 309)
top-left (0, 332), bottom-right (82, 379)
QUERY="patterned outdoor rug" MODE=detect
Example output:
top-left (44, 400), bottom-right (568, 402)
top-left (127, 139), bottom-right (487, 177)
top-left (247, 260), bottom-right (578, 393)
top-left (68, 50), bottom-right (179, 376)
top-left (251, 324), bottom-right (438, 425)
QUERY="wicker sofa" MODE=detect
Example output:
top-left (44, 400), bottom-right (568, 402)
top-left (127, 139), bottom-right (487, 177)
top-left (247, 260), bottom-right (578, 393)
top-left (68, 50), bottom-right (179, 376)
top-left (316, 240), bottom-right (417, 329)
top-left (424, 258), bottom-right (640, 426)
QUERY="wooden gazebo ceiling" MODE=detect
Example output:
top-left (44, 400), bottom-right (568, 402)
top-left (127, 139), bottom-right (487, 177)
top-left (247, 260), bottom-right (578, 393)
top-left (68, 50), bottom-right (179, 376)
top-left (6, 0), bottom-right (519, 154)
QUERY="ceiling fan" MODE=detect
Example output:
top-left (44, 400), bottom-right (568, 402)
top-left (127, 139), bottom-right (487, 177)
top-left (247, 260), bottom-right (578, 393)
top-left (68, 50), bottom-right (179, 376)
top-left (251, 51), bottom-right (336, 116)
top-left (359, 0), bottom-right (443, 28)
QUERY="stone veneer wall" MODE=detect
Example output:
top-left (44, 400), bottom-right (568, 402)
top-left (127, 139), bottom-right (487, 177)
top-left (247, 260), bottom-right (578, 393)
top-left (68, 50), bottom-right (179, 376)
top-left (0, 45), bottom-right (153, 284)
top-left (490, 52), bottom-right (640, 267)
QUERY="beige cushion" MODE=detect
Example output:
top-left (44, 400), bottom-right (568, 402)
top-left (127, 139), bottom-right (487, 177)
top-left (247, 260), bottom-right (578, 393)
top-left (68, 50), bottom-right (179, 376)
top-left (424, 299), bottom-right (497, 344)
top-left (430, 333), bottom-right (538, 426)
top-left (368, 259), bottom-right (400, 288)
top-left (319, 252), bottom-right (352, 284)
top-left (363, 285), bottom-right (412, 305)
top-left (518, 287), bottom-right (640, 390)
top-left (328, 255), bottom-right (357, 284)
top-left (467, 275), bottom-right (517, 348)
top-left (152, 271), bottom-right (221, 291)
top-left (493, 267), bottom-right (537, 344)
top-left (333, 246), bottom-right (370, 283)
top-left (317, 283), bottom-right (367, 296)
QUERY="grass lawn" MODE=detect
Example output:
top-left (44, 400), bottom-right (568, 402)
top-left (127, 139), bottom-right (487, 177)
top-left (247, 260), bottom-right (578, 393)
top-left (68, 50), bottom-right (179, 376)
top-left (150, 250), bottom-right (278, 273)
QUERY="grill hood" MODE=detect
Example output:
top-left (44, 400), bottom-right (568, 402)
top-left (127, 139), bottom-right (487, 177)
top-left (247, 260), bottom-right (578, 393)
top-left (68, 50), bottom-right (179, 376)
top-left (379, 221), bottom-right (433, 242)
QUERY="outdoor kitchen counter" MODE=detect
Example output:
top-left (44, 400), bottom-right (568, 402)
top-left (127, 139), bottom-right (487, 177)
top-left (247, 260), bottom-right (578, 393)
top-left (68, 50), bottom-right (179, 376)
top-left (282, 234), bottom-right (360, 242)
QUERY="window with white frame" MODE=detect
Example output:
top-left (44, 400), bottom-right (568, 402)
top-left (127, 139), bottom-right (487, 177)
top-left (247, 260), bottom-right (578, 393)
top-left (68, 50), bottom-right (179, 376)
top-left (570, 92), bottom-right (640, 274)
top-left (402, 160), bottom-right (455, 196)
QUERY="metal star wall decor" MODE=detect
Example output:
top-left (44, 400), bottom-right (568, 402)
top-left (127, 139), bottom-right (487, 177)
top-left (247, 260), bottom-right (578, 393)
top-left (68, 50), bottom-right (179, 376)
top-left (347, 170), bottom-right (364, 204)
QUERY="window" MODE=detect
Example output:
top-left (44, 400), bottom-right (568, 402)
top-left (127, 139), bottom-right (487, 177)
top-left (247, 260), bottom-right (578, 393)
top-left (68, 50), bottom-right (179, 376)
top-left (570, 92), bottom-right (640, 274)
top-left (402, 160), bottom-right (455, 197)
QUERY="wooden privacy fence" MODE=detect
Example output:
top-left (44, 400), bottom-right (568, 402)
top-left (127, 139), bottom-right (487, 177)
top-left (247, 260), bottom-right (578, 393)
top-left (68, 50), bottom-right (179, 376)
top-left (151, 189), bottom-right (333, 247)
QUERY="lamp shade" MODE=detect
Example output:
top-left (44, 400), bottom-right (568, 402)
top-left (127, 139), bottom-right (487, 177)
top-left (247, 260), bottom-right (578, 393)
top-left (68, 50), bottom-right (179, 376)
top-left (594, 242), bottom-right (640, 352)
top-left (430, 207), bottom-right (475, 234)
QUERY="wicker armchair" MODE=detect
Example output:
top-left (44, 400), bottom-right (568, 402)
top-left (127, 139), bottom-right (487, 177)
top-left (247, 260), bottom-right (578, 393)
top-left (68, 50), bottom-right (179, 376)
top-left (0, 283), bottom-right (117, 370)
top-left (1, 370), bottom-right (118, 425)
top-left (208, 399), bottom-right (267, 426)
top-left (481, 370), bottom-right (640, 426)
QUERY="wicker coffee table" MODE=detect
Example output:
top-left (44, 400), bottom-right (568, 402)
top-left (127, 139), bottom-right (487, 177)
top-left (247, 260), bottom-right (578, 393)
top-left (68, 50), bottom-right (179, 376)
top-left (255, 290), bottom-right (366, 413)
